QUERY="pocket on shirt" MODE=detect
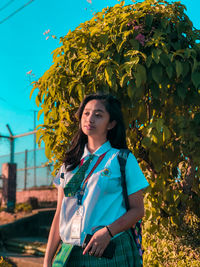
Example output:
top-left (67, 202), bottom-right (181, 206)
top-left (99, 168), bottom-right (121, 194)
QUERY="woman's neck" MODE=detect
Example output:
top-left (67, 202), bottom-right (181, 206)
top-left (87, 137), bottom-right (107, 154)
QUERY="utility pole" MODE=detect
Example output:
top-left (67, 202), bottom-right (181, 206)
top-left (24, 149), bottom-right (28, 190)
top-left (33, 110), bottom-right (37, 187)
top-left (6, 124), bottom-right (14, 163)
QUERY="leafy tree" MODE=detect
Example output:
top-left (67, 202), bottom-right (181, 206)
top-left (31, 0), bottom-right (200, 265)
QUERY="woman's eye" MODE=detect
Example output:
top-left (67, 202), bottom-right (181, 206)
top-left (84, 112), bottom-right (90, 116)
top-left (95, 113), bottom-right (102, 117)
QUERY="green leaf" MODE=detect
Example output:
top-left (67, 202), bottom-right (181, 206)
top-left (175, 60), bottom-right (183, 78)
top-left (134, 72), bottom-right (142, 88)
top-left (182, 61), bottom-right (190, 78)
top-left (146, 56), bottom-right (152, 68)
top-left (127, 80), bottom-right (135, 100)
top-left (152, 49), bottom-right (162, 64)
top-left (170, 215), bottom-right (181, 226)
top-left (133, 64), bottom-right (146, 88)
top-left (152, 132), bottom-right (159, 144)
top-left (137, 102), bottom-right (147, 122)
top-left (163, 126), bottom-right (171, 142)
top-left (74, 59), bottom-right (85, 71)
top-left (135, 86), bottom-right (145, 99)
top-left (192, 58), bottom-right (198, 72)
top-left (129, 39), bottom-right (139, 50)
top-left (145, 14), bottom-right (154, 27)
top-left (49, 85), bottom-right (55, 97)
top-left (37, 109), bottom-right (43, 121)
top-left (177, 85), bottom-right (187, 100)
top-left (35, 95), bottom-right (40, 107)
top-left (105, 67), bottom-right (113, 87)
top-left (145, 209), bottom-right (152, 220)
top-left (90, 28), bottom-right (100, 37)
top-left (112, 80), bottom-right (118, 92)
top-left (99, 33), bottom-right (109, 45)
top-left (120, 0), bottom-right (125, 7)
top-left (76, 84), bottom-right (85, 102)
top-left (65, 111), bottom-right (71, 123)
top-left (68, 81), bottom-right (77, 95)
top-left (148, 223), bottom-right (157, 234)
top-left (117, 39), bottom-right (126, 53)
top-left (151, 85), bottom-right (160, 99)
top-left (142, 137), bottom-right (151, 149)
top-left (166, 65), bottom-right (173, 79)
top-left (136, 64), bottom-right (147, 84)
top-left (30, 85), bottom-right (37, 100)
top-left (45, 145), bottom-right (51, 159)
top-left (97, 59), bottom-right (110, 70)
top-left (149, 150), bottom-right (163, 172)
top-left (191, 72), bottom-right (200, 88)
top-left (161, 18), bottom-right (169, 29)
top-left (156, 118), bottom-right (163, 132)
top-left (160, 53), bottom-right (170, 66)
top-left (152, 65), bottom-right (163, 84)
top-left (120, 73), bottom-right (129, 87)
top-left (36, 129), bottom-right (43, 143)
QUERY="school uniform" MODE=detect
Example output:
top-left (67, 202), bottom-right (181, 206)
top-left (53, 141), bottom-right (149, 266)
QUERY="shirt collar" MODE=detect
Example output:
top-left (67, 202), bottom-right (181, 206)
top-left (81, 140), bottom-right (111, 160)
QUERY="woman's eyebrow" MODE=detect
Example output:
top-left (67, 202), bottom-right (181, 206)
top-left (84, 108), bottom-right (105, 113)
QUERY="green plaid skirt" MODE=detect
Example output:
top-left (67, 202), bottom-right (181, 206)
top-left (53, 230), bottom-right (141, 267)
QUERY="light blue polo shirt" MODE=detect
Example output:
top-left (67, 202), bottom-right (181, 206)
top-left (54, 141), bottom-right (149, 246)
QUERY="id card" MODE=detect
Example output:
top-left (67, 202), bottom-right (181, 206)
top-left (70, 206), bottom-right (83, 239)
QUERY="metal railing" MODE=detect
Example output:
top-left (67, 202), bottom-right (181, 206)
top-left (0, 148), bottom-right (54, 190)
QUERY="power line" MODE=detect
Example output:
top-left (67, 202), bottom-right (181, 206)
top-left (0, 0), bottom-right (15, 13)
top-left (0, 0), bottom-right (34, 25)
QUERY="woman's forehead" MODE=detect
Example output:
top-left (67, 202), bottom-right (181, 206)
top-left (84, 99), bottom-right (106, 111)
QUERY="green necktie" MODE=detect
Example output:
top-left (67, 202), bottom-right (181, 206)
top-left (64, 154), bottom-right (94, 197)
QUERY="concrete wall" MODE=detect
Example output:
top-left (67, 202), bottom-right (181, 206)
top-left (0, 187), bottom-right (57, 205)
top-left (16, 188), bottom-right (57, 203)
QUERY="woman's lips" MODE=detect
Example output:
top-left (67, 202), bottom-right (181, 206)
top-left (85, 125), bottom-right (95, 130)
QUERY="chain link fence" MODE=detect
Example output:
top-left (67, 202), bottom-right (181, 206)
top-left (0, 147), bottom-right (54, 190)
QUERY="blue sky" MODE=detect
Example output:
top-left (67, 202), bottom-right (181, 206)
top-left (0, 0), bottom-right (199, 156)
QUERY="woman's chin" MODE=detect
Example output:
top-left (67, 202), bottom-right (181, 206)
top-left (82, 128), bottom-right (96, 135)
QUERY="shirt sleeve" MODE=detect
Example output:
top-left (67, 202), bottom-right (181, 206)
top-left (125, 152), bottom-right (149, 195)
top-left (53, 164), bottom-right (65, 188)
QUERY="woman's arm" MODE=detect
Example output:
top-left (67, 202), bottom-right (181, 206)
top-left (83, 190), bottom-right (144, 257)
top-left (43, 186), bottom-right (64, 267)
top-left (108, 189), bottom-right (144, 235)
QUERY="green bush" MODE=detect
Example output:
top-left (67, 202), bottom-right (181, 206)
top-left (143, 210), bottom-right (200, 266)
top-left (0, 257), bottom-right (16, 267)
top-left (14, 203), bottom-right (32, 213)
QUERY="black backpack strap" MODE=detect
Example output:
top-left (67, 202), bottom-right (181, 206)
top-left (118, 149), bottom-right (144, 266)
top-left (117, 149), bottom-right (131, 211)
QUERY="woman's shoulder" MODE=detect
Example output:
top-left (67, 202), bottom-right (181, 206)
top-left (109, 147), bottom-right (134, 157)
top-left (107, 148), bottom-right (136, 165)
top-left (109, 147), bottom-right (120, 153)
top-left (108, 147), bottom-right (120, 158)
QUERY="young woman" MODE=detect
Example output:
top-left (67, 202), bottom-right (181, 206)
top-left (43, 94), bottom-right (149, 267)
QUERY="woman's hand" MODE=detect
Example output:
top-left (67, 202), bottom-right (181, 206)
top-left (83, 227), bottom-right (111, 258)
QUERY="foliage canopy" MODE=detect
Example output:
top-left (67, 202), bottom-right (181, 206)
top-left (31, 0), bottom-right (200, 264)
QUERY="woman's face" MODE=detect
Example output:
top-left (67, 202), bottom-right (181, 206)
top-left (81, 99), bottom-right (115, 140)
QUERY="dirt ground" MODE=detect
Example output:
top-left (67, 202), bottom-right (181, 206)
top-left (0, 210), bottom-right (35, 225)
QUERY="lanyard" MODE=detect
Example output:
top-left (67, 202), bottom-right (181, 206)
top-left (77, 152), bottom-right (106, 205)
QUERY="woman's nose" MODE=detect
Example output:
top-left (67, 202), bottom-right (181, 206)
top-left (88, 114), bottom-right (95, 123)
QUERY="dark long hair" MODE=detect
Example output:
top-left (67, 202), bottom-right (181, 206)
top-left (63, 94), bottom-right (127, 171)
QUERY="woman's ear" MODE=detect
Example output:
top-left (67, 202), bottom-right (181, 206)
top-left (107, 120), bottom-right (116, 130)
